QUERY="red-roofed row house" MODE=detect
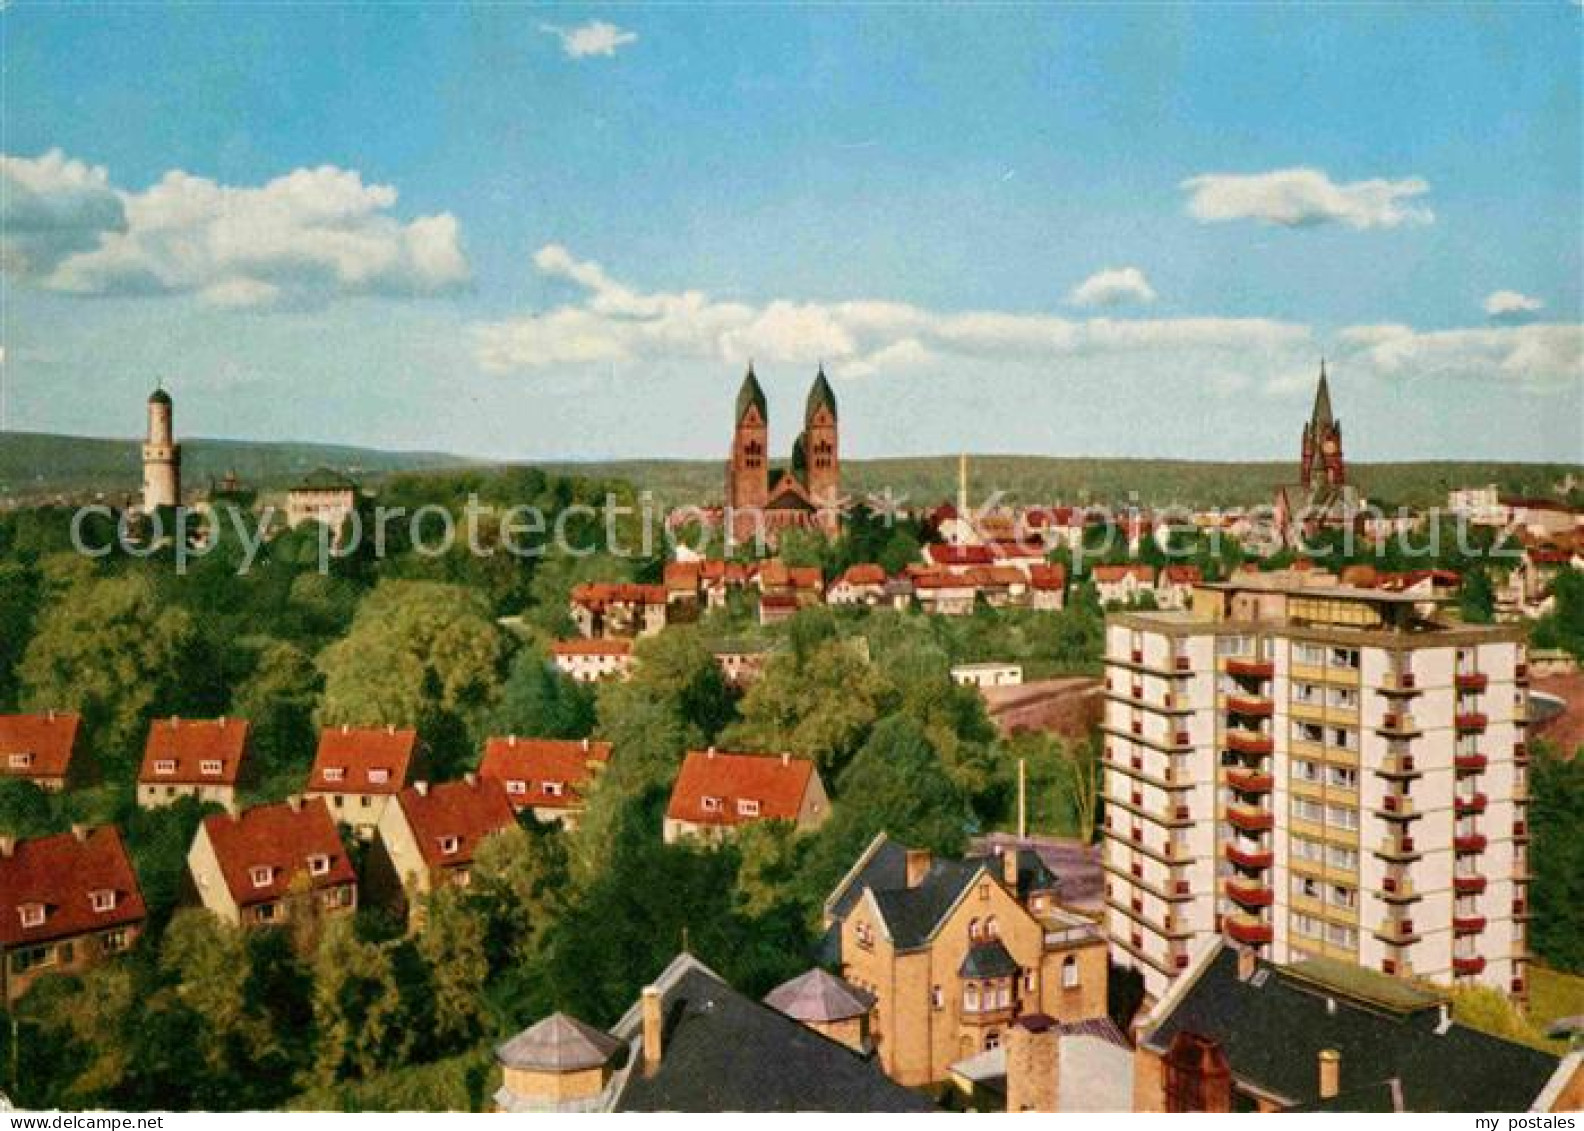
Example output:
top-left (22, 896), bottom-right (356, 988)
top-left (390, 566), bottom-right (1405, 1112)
top-left (569, 582), bottom-right (668, 639)
top-left (371, 776), bottom-right (518, 923)
top-left (187, 796), bottom-right (357, 928)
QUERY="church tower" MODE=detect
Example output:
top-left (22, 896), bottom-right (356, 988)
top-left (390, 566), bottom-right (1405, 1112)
top-left (1300, 362), bottom-right (1344, 491)
top-left (802, 364), bottom-right (839, 505)
top-left (727, 363), bottom-right (769, 510)
top-left (141, 384), bottom-right (181, 511)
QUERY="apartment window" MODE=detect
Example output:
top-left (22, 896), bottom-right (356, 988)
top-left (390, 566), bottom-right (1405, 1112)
top-left (506, 779), bottom-right (527, 795)
top-left (438, 835), bottom-right (460, 856)
top-left (308, 854), bottom-right (331, 877)
top-left (1327, 805), bottom-right (1359, 831)
top-left (1293, 683), bottom-right (1321, 705)
top-left (17, 903), bottom-right (45, 929)
top-left (1326, 922), bottom-right (1358, 948)
top-left (249, 866), bottom-right (273, 888)
top-left (154, 759), bottom-right (176, 775)
top-left (1330, 885), bottom-right (1357, 910)
top-left (543, 781), bottom-right (565, 798)
top-left (1294, 722), bottom-right (1324, 745)
top-left (701, 796), bottom-right (722, 813)
top-left (368, 769), bottom-right (390, 785)
top-left (737, 798), bottom-right (760, 817)
top-left (1327, 766), bottom-right (1359, 790)
top-left (1330, 648), bottom-right (1360, 670)
top-left (1329, 727), bottom-right (1357, 751)
top-left (1327, 687), bottom-right (1358, 709)
top-left (1294, 798), bottom-right (1324, 824)
top-left (323, 767), bottom-right (346, 783)
top-left (1291, 836), bottom-right (1322, 862)
top-left (1217, 636), bottom-right (1251, 657)
top-left (1293, 914), bottom-right (1323, 939)
top-left (1062, 956), bottom-right (1079, 989)
top-left (931, 985), bottom-right (944, 1010)
top-left (7, 752), bottom-right (32, 769)
top-left (1326, 845), bottom-right (1359, 871)
top-left (1294, 643), bottom-right (1326, 667)
top-left (1293, 760), bottom-right (1320, 783)
top-left (1293, 876), bottom-right (1321, 901)
top-left (89, 889), bottom-right (117, 913)
top-left (200, 759), bottom-right (223, 776)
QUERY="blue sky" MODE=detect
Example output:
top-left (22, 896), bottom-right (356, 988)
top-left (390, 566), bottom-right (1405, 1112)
top-left (3, 4), bottom-right (1580, 465)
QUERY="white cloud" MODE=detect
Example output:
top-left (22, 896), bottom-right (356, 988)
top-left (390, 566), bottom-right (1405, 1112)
top-left (1, 153), bottom-right (470, 307)
top-left (1483, 289), bottom-right (1544, 323)
top-left (541, 20), bottom-right (638, 59)
top-left (1068, 266), bottom-right (1157, 308)
top-left (1337, 321), bottom-right (1583, 393)
top-left (1181, 167), bottom-right (1434, 230)
top-left (473, 244), bottom-right (1310, 376)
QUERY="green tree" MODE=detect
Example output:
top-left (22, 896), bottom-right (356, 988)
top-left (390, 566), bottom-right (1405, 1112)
top-left (232, 638), bottom-right (322, 800)
top-left (1530, 745), bottom-right (1584, 971)
top-left (414, 885), bottom-right (489, 1048)
top-left (309, 919), bottom-right (412, 1084)
top-left (486, 646), bottom-right (596, 740)
top-left (0, 560), bottom-right (41, 708)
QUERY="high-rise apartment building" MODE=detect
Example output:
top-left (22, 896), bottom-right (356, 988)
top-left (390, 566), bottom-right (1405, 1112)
top-left (1101, 571), bottom-right (1530, 1005)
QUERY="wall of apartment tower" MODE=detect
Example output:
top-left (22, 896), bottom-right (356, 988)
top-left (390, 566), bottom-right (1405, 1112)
top-left (1100, 618), bottom-right (1529, 1004)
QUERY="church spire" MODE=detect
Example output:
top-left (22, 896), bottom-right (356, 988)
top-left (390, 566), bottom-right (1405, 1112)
top-left (735, 361), bottom-right (768, 423)
top-left (805, 364), bottom-right (837, 426)
top-left (1310, 360), bottom-right (1334, 430)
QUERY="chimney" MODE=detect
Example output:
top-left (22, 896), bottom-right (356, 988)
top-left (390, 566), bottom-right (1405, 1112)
top-left (1006, 1013), bottom-right (1060, 1113)
top-left (1318, 1049), bottom-right (1340, 1100)
top-left (707, 746), bottom-right (717, 759)
top-left (781, 751), bottom-right (790, 766)
top-left (1237, 946), bottom-right (1257, 982)
top-left (1001, 845), bottom-right (1020, 889)
top-left (341, 722), bottom-right (350, 733)
top-left (464, 771), bottom-right (477, 787)
top-left (905, 848), bottom-right (932, 889)
top-left (0, 835), bottom-right (15, 858)
top-left (508, 734), bottom-right (517, 747)
top-left (414, 780), bottom-right (429, 797)
top-left (641, 985), bottom-right (664, 1075)
top-left (581, 737), bottom-right (590, 752)
top-left (70, 823), bottom-right (89, 843)
top-left (287, 794), bottom-right (303, 812)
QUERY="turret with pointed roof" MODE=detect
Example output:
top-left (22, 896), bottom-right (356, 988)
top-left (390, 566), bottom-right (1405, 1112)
top-left (802, 363), bottom-right (839, 505)
top-left (1300, 361), bottom-right (1345, 491)
top-left (736, 362), bottom-right (768, 424)
top-left (805, 363), bottom-right (838, 427)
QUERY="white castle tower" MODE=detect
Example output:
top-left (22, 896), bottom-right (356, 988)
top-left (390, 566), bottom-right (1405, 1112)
top-left (141, 385), bottom-right (181, 511)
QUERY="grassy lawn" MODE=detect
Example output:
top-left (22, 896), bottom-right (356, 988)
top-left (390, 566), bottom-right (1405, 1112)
top-left (1528, 964), bottom-right (1584, 1039)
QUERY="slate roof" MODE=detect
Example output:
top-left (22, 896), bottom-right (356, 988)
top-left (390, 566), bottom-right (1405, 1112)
top-left (870, 857), bottom-right (986, 949)
top-left (608, 955), bottom-right (934, 1112)
top-left (735, 365), bottom-right (767, 423)
top-left (0, 826), bottom-right (146, 947)
top-left (496, 1012), bottom-right (623, 1072)
top-left (763, 967), bottom-right (875, 1023)
top-left (805, 365), bottom-right (837, 425)
top-left (959, 939), bottom-right (1020, 978)
top-left (1143, 945), bottom-right (1565, 1112)
top-left (0, 712), bottom-right (81, 781)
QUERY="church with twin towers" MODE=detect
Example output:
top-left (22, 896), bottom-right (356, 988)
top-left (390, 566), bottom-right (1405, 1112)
top-left (725, 363), bottom-right (841, 541)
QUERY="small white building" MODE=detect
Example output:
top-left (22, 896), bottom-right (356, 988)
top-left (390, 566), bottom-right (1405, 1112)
top-left (951, 662), bottom-right (1024, 689)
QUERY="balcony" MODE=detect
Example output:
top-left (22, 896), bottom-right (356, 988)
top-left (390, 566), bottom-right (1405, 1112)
top-left (1453, 956), bottom-right (1487, 976)
top-left (1225, 729), bottom-right (1274, 757)
top-left (1224, 841), bottom-right (1274, 870)
top-left (1225, 657), bottom-right (1274, 680)
top-left (1226, 694), bottom-right (1274, 717)
top-left (1454, 874), bottom-right (1487, 895)
top-left (1454, 793), bottom-right (1488, 815)
top-left (1225, 767), bottom-right (1274, 794)
top-left (1225, 914), bottom-right (1273, 946)
top-left (1455, 672), bottom-right (1489, 693)
top-left (1454, 833), bottom-right (1488, 853)
top-left (1378, 713), bottom-right (1420, 735)
top-left (1130, 649), bottom-right (1143, 664)
top-left (1454, 752), bottom-right (1488, 773)
top-left (1514, 820), bottom-right (1529, 841)
top-left (1226, 804), bottom-right (1274, 833)
top-left (1224, 877), bottom-right (1274, 908)
top-left (1453, 915), bottom-right (1487, 934)
top-left (1381, 873), bottom-right (1417, 901)
top-left (1376, 918), bottom-right (1420, 944)
top-left (1455, 713), bottom-right (1489, 733)
top-left (1377, 794), bottom-right (1415, 819)
top-left (1381, 670), bottom-right (1419, 694)
top-left (1516, 662), bottom-right (1529, 683)
top-left (1514, 741), bottom-right (1530, 762)
top-left (1376, 836), bottom-right (1420, 861)
top-left (1376, 753), bottom-right (1420, 779)
top-left (1174, 655), bottom-right (1192, 673)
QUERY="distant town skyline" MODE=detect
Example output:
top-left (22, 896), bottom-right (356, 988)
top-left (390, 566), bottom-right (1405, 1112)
top-left (2, 6), bottom-right (1580, 464)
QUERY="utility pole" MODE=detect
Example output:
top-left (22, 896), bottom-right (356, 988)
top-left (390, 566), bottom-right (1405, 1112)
top-left (1017, 758), bottom-right (1027, 841)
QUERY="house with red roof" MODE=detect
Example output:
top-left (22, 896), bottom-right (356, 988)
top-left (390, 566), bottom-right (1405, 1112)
top-left (478, 736), bottom-right (613, 827)
top-left (663, 749), bottom-right (830, 844)
top-left (758, 589), bottom-right (804, 626)
top-left (304, 724), bottom-right (419, 837)
top-left (569, 582), bottom-right (668, 639)
top-left (187, 797), bottom-right (357, 929)
top-left (137, 716), bottom-right (250, 813)
top-left (912, 569), bottom-right (978, 616)
top-left (0, 825), bottom-right (146, 1004)
top-left (1155, 564), bottom-right (1204, 610)
top-left (0, 711), bottom-right (85, 791)
top-left (828, 563), bottom-right (889, 607)
top-left (1028, 563), bottom-right (1067, 611)
top-left (372, 776), bottom-right (517, 920)
top-left (923, 543), bottom-right (995, 574)
top-left (1090, 563), bottom-right (1156, 608)
top-left (551, 637), bottom-right (635, 683)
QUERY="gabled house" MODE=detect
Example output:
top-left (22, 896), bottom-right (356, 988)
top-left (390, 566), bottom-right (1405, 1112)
top-left (1092, 563), bottom-right (1156, 607)
top-left (827, 563), bottom-right (889, 607)
top-left (662, 749), bottom-right (829, 844)
top-left (551, 638), bottom-right (635, 683)
top-left (371, 776), bottom-right (516, 919)
top-left (569, 583), bottom-right (668, 639)
top-left (187, 797), bottom-right (357, 929)
top-left (304, 723), bottom-right (418, 836)
top-left (0, 711), bottom-right (85, 791)
top-left (1133, 941), bottom-right (1584, 1113)
top-left (478, 735), bottom-right (612, 827)
top-left (1155, 565), bottom-right (1203, 610)
top-left (1028, 563), bottom-right (1067, 611)
top-left (822, 833), bottom-right (1110, 1087)
top-left (912, 569), bottom-right (978, 616)
top-left (493, 953), bottom-right (934, 1112)
top-left (137, 716), bottom-right (249, 813)
top-left (0, 826), bottom-right (146, 1004)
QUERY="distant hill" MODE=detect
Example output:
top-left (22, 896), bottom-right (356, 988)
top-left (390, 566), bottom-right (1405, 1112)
top-left (3, 431), bottom-right (1578, 510)
top-left (0, 431), bottom-right (478, 501)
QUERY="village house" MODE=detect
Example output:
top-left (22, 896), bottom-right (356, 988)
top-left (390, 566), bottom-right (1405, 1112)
top-left (923, 542), bottom-right (995, 575)
top-left (0, 711), bottom-right (85, 791)
top-left (711, 640), bottom-right (773, 688)
top-left (136, 716), bottom-right (249, 813)
top-left (1133, 941), bottom-right (1584, 1112)
top-left (1091, 563), bottom-right (1156, 607)
top-left (822, 833), bottom-right (1111, 1088)
top-left (493, 953), bottom-right (932, 1112)
top-left (970, 565), bottom-right (1030, 608)
top-left (569, 582), bottom-right (668, 638)
top-left (913, 570), bottom-right (978, 616)
top-left (551, 637), bottom-right (635, 683)
top-left (827, 563), bottom-right (888, 606)
top-left (1504, 544), bottom-right (1581, 618)
top-left (1154, 564), bottom-right (1203, 610)
top-left (1028, 563), bottom-right (1067, 611)
top-left (304, 723), bottom-right (418, 837)
top-left (0, 826), bottom-right (146, 1005)
top-left (758, 590), bottom-right (802, 626)
top-left (284, 467), bottom-right (359, 539)
top-left (951, 662), bottom-right (1024, 689)
top-left (187, 797), bottom-right (357, 929)
top-left (478, 735), bottom-right (612, 827)
top-left (371, 776), bottom-right (517, 919)
top-left (662, 748), bottom-right (830, 844)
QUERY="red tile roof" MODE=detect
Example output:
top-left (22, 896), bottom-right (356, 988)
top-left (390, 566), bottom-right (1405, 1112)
top-left (307, 725), bottom-right (417, 796)
top-left (834, 563), bottom-right (887, 588)
top-left (925, 544), bottom-right (994, 567)
top-left (760, 591), bottom-right (801, 610)
top-left (202, 798), bottom-right (355, 909)
top-left (570, 582), bottom-right (668, 608)
top-left (1028, 563), bottom-right (1068, 591)
top-left (758, 560), bottom-right (823, 591)
top-left (987, 539), bottom-right (1047, 559)
top-left (0, 826), bottom-right (146, 947)
top-left (912, 569), bottom-right (976, 592)
top-left (664, 561), bottom-right (702, 591)
top-left (0, 712), bottom-right (81, 781)
top-left (1529, 548), bottom-right (1574, 566)
top-left (1160, 565), bottom-right (1204, 585)
top-left (1092, 563), bottom-right (1155, 584)
top-left (394, 778), bottom-right (517, 870)
top-left (138, 717), bottom-right (249, 786)
top-left (479, 736), bottom-right (613, 811)
top-left (551, 637), bottom-right (635, 657)
top-left (665, 750), bottom-right (819, 829)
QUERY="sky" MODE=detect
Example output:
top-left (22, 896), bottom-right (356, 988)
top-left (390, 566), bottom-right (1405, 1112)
top-left (2, 4), bottom-right (1581, 465)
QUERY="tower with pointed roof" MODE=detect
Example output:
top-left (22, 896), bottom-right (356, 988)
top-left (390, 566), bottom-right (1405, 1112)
top-left (801, 363), bottom-right (839, 506)
top-left (141, 384), bottom-right (181, 511)
top-left (727, 363), bottom-right (769, 511)
top-left (1299, 362), bottom-right (1345, 491)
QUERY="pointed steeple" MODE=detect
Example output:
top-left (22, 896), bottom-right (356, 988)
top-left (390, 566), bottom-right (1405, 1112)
top-left (805, 363), bottom-right (837, 426)
top-left (735, 361), bottom-right (767, 423)
top-left (1310, 360), bottom-right (1334, 430)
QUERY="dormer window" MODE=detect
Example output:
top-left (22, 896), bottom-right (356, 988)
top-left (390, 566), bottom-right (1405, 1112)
top-left (200, 759), bottom-right (223, 776)
top-left (90, 889), bottom-right (117, 913)
top-left (18, 903), bottom-right (45, 929)
top-left (154, 759), bottom-right (176, 775)
top-left (543, 781), bottom-right (565, 798)
top-left (307, 854), bottom-right (330, 877)
top-left (737, 798), bottom-right (760, 817)
top-left (8, 752), bottom-right (32, 769)
top-left (249, 865), bottom-right (273, 888)
top-left (439, 835), bottom-right (460, 856)
top-left (701, 796), bottom-right (722, 813)
top-left (506, 779), bottom-right (527, 795)
top-left (368, 768), bottom-right (389, 785)
top-left (323, 767), bottom-right (346, 783)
